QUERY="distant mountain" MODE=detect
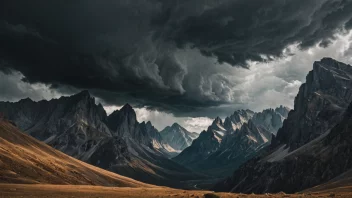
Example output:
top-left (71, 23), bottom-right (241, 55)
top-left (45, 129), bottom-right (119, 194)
top-left (173, 106), bottom-right (289, 177)
top-left (160, 123), bottom-right (199, 152)
top-left (106, 104), bottom-right (165, 151)
top-left (0, 91), bottom-right (203, 188)
top-left (173, 128), bottom-right (222, 168)
top-left (214, 58), bottom-right (352, 193)
top-left (252, 105), bottom-right (290, 135)
top-left (0, 118), bottom-right (152, 187)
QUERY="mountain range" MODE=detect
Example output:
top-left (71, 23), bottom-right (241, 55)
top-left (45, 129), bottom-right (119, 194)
top-left (1, 57), bottom-right (352, 195)
top-left (173, 106), bottom-right (290, 177)
top-left (0, 88), bottom-right (291, 185)
top-left (214, 58), bottom-right (352, 193)
top-left (0, 91), bottom-right (202, 188)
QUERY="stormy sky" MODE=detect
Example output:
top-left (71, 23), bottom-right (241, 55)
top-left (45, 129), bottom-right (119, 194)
top-left (1, 0), bottom-right (352, 132)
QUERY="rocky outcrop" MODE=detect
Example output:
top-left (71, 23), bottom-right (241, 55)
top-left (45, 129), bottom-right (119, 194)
top-left (214, 58), bottom-right (352, 193)
top-left (160, 123), bottom-right (199, 152)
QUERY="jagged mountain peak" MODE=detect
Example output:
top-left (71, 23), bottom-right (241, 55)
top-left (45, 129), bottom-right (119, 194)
top-left (223, 109), bottom-right (255, 132)
top-left (146, 121), bottom-right (152, 127)
top-left (171, 122), bottom-right (182, 128)
top-left (275, 105), bottom-right (290, 118)
top-left (107, 105), bottom-right (137, 137)
top-left (239, 119), bottom-right (269, 144)
top-left (213, 116), bottom-right (223, 124)
top-left (160, 122), bottom-right (199, 152)
top-left (18, 97), bottom-right (33, 103)
top-left (121, 103), bottom-right (133, 111)
top-left (105, 103), bottom-right (168, 154)
top-left (209, 116), bottom-right (226, 132)
top-left (251, 107), bottom-right (288, 136)
top-left (108, 104), bottom-right (137, 123)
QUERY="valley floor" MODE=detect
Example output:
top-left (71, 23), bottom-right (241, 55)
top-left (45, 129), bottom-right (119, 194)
top-left (1, 184), bottom-right (352, 198)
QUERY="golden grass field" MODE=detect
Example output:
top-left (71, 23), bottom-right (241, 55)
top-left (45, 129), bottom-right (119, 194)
top-left (1, 184), bottom-right (352, 198)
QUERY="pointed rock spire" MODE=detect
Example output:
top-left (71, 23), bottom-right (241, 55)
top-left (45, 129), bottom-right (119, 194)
top-left (120, 103), bottom-right (133, 112)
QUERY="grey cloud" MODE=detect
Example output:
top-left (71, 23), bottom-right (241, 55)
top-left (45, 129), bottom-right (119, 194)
top-left (0, 71), bottom-right (63, 102)
top-left (1, 0), bottom-right (352, 117)
top-left (168, 0), bottom-right (352, 66)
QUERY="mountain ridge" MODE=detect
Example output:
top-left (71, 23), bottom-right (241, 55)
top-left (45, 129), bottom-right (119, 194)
top-left (0, 91), bottom-right (204, 188)
top-left (173, 105), bottom-right (289, 177)
top-left (160, 122), bottom-right (199, 152)
top-left (213, 57), bottom-right (352, 193)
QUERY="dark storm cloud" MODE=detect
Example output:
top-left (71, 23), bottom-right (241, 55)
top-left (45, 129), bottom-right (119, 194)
top-left (1, 0), bottom-right (352, 116)
top-left (166, 0), bottom-right (352, 66)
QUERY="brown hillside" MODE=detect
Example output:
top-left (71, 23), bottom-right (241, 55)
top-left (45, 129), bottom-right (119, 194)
top-left (0, 120), bottom-right (153, 188)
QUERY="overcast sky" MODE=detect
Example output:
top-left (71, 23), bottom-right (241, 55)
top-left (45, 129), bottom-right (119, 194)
top-left (1, 0), bottom-right (352, 132)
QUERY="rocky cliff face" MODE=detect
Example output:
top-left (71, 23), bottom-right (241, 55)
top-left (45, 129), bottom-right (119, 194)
top-left (160, 123), bottom-right (199, 152)
top-left (272, 58), bottom-right (352, 151)
top-left (0, 91), bottom-right (113, 158)
top-left (0, 91), bottom-right (202, 188)
top-left (214, 58), bottom-right (352, 193)
top-left (173, 106), bottom-right (289, 177)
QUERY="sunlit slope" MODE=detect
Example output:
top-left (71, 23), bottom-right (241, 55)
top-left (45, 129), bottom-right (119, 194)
top-left (0, 120), bottom-right (153, 188)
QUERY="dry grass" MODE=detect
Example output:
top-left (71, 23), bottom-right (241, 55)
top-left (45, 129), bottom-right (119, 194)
top-left (0, 120), bottom-right (153, 188)
top-left (1, 184), bottom-right (352, 198)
